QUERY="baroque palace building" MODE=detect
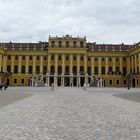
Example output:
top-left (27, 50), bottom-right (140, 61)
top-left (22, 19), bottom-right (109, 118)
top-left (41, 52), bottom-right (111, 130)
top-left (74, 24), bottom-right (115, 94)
top-left (0, 34), bottom-right (140, 87)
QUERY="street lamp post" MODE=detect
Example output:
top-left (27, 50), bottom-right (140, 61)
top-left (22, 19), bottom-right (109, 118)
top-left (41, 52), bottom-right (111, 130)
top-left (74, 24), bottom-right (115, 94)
top-left (127, 73), bottom-right (131, 90)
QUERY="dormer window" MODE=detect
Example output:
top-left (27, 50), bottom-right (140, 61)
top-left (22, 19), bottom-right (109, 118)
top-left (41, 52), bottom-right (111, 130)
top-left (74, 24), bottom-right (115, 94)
top-left (51, 41), bottom-right (55, 47)
top-left (58, 41), bottom-right (62, 47)
top-left (66, 41), bottom-right (69, 47)
top-left (73, 41), bottom-right (77, 48)
top-left (80, 42), bottom-right (84, 48)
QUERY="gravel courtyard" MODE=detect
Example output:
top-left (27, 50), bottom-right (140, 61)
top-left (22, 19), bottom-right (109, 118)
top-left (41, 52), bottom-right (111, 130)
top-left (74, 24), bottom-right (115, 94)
top-left (0, 87), bottom-right (140, 140)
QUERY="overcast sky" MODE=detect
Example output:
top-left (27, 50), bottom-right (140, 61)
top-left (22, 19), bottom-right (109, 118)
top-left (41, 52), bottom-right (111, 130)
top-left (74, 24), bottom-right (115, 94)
top-left (0, 0), bottom-right (139, 44)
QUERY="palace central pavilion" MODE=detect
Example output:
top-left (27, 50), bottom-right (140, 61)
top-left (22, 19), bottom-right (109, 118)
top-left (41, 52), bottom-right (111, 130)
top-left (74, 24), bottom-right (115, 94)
top-left (0, 35), bottom-right (140, 87)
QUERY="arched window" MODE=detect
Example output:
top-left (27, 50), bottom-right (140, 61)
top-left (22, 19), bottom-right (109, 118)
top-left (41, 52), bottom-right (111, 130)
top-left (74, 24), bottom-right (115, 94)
top-left (14, 65), bottom-right (18, 74)
top-left (43, 66), bottom-right (47, 74)
top-left (65, 65), bottom-right (69, 74)
top-left (36, 65), bottom-right (40, 74)
top-left (73, 66), bottom-right (77, 75)
top-left (80, 66), bottom-right (84, 74)
top-left (108, 66), bottom-right (112, 72)
top-left (123, 67), bottom-right (127, 75)
top-left (58, 65), bottom-right (62, 74)
top-left (29, 65), bottom-right (33, 74)
top-left (94, 66), bottom-right (98, 75)
top-left (87, 66), bottom-right (91, 75)
top-left (108, 66), bottom-right (113, 74)
top-left (116, 67), bottom-right (119, 72)
top-left (50, 65), bottom-right (55, 75)
top-left (116, 67), bottom-right (120, 74)
top-left (101, 66), bottom-right (105, 75)
top-left (7, 65), bottom-right (11, 73)
top-left (21, 65), bottom-right (25, 74)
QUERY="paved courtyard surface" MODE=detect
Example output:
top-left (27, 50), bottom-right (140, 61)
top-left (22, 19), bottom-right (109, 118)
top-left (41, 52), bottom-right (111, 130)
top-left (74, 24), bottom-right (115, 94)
top-left (0, 87), bottom-right (140, 140)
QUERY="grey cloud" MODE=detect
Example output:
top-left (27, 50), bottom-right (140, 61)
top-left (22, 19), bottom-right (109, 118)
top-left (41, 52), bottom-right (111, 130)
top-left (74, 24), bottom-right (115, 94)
top-left (0, 0), bottom-right (139, 43)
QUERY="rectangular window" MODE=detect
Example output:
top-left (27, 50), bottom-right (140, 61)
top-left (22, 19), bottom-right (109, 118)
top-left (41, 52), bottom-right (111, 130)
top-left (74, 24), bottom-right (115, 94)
top-left (22, 55), bottom-right (25, 60)
top-left (88, 57), bottom-right (91, 61)
top-left (109, 80), bottom-right (112, 85)
top-left (21, 79), bottom-right (24, 84)
top-left (80, 56), bottom-right (84, 61)
top-left (124, 80), bottom-right (126, 85)
top-left (15, 55), bottom-right (18, 60)
top-left (123, 57), bottom-right (126, 61)
top-left (29, 55), bottom-right (32, 60)
top-left (73, 55), bottom-right (77, 61)
top-left (44, 56), bottom-right (47, 60)
top-left (58, 55), bottom-right (62, 60)
top-left (51, 55), bottom-right (54, 60)
top-left (8, 55), bottom-right (11, 60)
top-left (14, 79), bottom-right (17, 84)
top-left (37, 56), bottom-right (40, 60)
top-left (117, 80), bottom-right (119, 85)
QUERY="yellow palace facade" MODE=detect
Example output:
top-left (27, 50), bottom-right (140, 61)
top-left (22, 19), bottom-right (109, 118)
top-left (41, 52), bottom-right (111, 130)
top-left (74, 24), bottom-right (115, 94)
top-left (0, 35), bottom-right (140, 87)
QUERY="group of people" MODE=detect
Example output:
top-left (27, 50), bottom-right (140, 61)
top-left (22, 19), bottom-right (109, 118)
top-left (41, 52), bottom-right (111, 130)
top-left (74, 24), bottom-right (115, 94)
top-left (0, 83), bottom-right (8, 90)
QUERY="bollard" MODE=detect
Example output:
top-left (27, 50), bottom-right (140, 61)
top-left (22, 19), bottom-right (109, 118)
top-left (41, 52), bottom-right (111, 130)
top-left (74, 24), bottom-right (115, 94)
top-left (83, 83), bottom-right (87, 91)
top-left (51, 83), bottom-right (54, 91)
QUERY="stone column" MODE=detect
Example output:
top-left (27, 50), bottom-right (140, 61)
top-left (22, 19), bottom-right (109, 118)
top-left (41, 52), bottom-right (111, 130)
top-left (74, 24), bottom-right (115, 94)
top-left (100, 78), bottom-right (102, 87)
top-left (85, 73), bottom-right (88, 86)
top-left (131, 56), bottom-right (134, 73)
top-left (105, 57), bottom-right (108, 75)
top-left (71, 74), bottom-right (73, 87)
top-left (79, 74), bottom-right (81, 87)
top-left (127, 56), bottom-right (130, 74)
top-left (91, 57), bottom-right (94, 76)
top-left (11, 56), bottom-right (14, 73)
top-left (48, 54), bottom-right (50, 73)
top-left (47, 73), bottom-right (50, 87)
top-left (32, 77), bottom-right (34, 86)
top-left (18, 55), bottom-right (22, 74)
top-left (55, 54), bottom-right (58, 74)
top-left (26, 55), bottom-right (29, 74)
top-left (135, 55), bottom-right (137, 74)
top-left (139, 54), bottom-right (140, 74)
top-left (70, 54), bottom-right (73, 75)
top-left (3, 55), bottom-right (7, 72)
top-left (0, 54), bottom-right (2, 72)
top-left (33, 56), bottom-right (36, 74)
top-left (84, 54), bottom-right (87, 74)
top-left (62, 54), bottom-right (65, 74)
top-left (99, 57), bottom-right (101, 76)
top-left (113, 57), bottom-right (116, 73)
top-left (54, 73), bottom-right (57, 86)
top-left (120, 57), bottom-right (123, 74)
top-left (61, 74), bottom-right (64, 87)
top-left (40, 56), bottom-right (43, 75)
top-left (77, 54), bottom-right (80, 74)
